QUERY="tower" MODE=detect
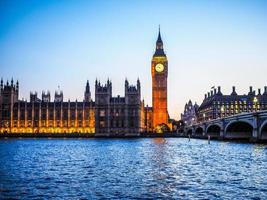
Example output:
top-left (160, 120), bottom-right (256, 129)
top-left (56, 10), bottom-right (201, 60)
top-left (84, 80), bottom-right (91, 102)
top-left (151, 28), bottom-right (169, 130)
top-left (95, 79), bottom-right (112, 133)
top-left (125, 79), bottom-right (141, 133)
top-left (54, 90), bottom-right (63, 102)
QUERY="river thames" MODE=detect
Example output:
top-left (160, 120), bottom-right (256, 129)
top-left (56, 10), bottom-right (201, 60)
top-left (0, 138), bottom-right (266, 199)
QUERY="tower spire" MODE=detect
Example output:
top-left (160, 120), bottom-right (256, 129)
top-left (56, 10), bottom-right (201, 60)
top-left (154, 26), bottom-right (165, 56)
top-left (157, 25), bottom-right (162, 44)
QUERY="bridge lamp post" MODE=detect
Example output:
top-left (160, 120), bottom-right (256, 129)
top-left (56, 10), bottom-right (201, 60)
top-left (220, 106), bottom-right (225, 118)
top-left (203, 113), bottom-right (206, 122)
top-left (253, 97), bottom-right (258, 112)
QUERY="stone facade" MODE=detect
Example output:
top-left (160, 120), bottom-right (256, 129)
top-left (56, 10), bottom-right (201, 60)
top-left (151, 29), bottom-right (169, 130)
top-left (0, 79), bottom-right (95, 134)
top-left (181, 100), bottom-right (198, 126)
top-left (0, 78), bottom-right (143, 135)
top-left (197, 86), bottom-right (267, 122)
top-left (0, 30), bottom-right (173, 134)
top-left (95, 79), bottom-right (141, 136)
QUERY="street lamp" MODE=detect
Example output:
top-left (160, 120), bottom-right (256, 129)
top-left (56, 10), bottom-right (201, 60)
top-left (253, 96), bottom-right (258, 112)
top-left (220, 106), bottom-right (225, 118)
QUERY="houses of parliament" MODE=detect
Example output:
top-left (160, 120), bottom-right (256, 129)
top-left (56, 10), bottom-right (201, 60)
top-left (0, 30), bottom-right (172, 135)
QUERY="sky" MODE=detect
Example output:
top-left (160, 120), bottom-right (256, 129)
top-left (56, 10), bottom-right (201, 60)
top-left (0, 0), bottom-right (267, 120)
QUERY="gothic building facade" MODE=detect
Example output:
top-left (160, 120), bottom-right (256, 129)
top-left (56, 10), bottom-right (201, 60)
top-left (0, 78), bottom-right (144, 135)
top-left (0, 30), bottom-right (172, 135)
top-left (181, 100), bottom-right (199, 126)
top-left (94, 79), bottom-right (142, 136)
top-left (0, 79), bottom-right (95, 134)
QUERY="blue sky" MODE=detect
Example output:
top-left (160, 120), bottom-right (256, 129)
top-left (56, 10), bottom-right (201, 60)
top-left (0, 0), bottom-right (267, 119)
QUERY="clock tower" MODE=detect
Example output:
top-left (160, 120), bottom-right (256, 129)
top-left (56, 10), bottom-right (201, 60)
top-left (151, 28), bottom-right (169, 130)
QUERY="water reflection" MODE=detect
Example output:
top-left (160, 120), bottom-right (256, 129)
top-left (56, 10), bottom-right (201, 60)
top-left (0, 138), bottom-right (266, 199)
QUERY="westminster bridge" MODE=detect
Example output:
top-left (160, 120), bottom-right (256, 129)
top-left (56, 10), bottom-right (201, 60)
top-left (184, 110), bottom-right (267, 141)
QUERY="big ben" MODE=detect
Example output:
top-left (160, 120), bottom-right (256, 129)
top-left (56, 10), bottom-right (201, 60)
top-left (151, 28), bottom-right (169, 130)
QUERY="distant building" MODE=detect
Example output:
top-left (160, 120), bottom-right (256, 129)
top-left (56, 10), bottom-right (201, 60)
top-left (181, 100), bottom-right (199, 126)
top-left (197, 86), bottom-right (267, 122)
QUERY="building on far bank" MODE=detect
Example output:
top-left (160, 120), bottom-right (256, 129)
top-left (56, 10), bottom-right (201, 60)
top-left (0, 78), bottom-right (146, 135)
top-left (94, 79), bottom-right (141, 136)
top-left (197, 86), bottom-right (267, 122)
top-left (181, 100), bottom-right (199, 126)
top-left (0, 79), bottom-right (95, 134)
top-left (0, 30), bottom-right (174, 135)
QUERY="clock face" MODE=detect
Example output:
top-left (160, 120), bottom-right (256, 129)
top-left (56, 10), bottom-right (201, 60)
top-left (155, 63), bottom-right (164, 72)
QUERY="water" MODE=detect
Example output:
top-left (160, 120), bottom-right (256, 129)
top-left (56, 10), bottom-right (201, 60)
top-left (0, 138), bottom-right (266, 199)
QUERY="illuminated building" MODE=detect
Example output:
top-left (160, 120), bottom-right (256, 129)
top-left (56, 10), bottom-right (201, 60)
top-left (0, 30), bottom-right (173, 134)
top-left (143, 28), bottom-right (171, 133)
top-left (0, 78), bottom-right (143, 135)
top-left (181, 100), bottom-right (199, 126)
top-left (197, 86), bottom-right (267, 122)
top-left (0, 79), bottom-right (95, 134)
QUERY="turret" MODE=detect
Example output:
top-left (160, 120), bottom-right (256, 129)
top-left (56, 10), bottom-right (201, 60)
top-left (84, 80), bottom-right (91, 102)
top-left (0, 78), bottom-right (3, 92)
top-left (248, 86), bottom-right (255, 96)
top-left (137, 78), bottom-right (140, 92)
top-left (42, 91), bottom-right (51, 102)
top-left (125, 79), bottom-right (141, 104)
top-left (30, 92), bottom-right (39, 102)
top-left (231, 86), bottom-right (237, 96)
top-left (217, 86), bottom-right (222, 95)
top-left (264, 86), bottom-right (267, 95)
top-left (54, 90), bottom-right (63, 102)
top-left (16, 80), bottom-right (19, 92)
top-left (95, 79), bottom-right (112, 105)
top-left (125, 78), bottom-right (129, 94)
top-left (258, 89), bottom-right (261, 96)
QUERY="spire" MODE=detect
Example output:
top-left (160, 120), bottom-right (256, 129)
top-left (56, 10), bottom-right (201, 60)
top-left (137, 78), bottom-right (140, 91)
top-left (0, 78), bottom-right (3, 91)
top-left (95, 79), bottom-right (98, 87)
top-left (16, 80), bottom-right (19, 91)
top-left (85, 80), bottom-right (90, 93)
top-left (125, 78), bottom-right (129, 86)
top-left (157, 25), bottom-right (163, 44)
top-left (154, 25), bottom-right (165, 57)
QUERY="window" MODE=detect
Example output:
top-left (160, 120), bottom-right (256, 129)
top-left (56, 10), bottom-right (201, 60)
top-left (100, 110), bottom-right (105, 117)
top-left (100, 121), bottom-right (105, 128)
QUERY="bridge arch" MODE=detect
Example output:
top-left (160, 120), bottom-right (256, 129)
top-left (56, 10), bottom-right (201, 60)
top-left (206, 124), bottom-right (221, 137)
top-left (225, 120), bottom-right (253, 139)
top-left (195, 127), bottom-right (204, 136)
top-left (186, 129), bottom-right (193, 136)
top-left (260, 120), bottom-right (267, 140)
top-left (177, 128), bottom-right (183, 134)
top-left (154, 123), bottom-right (170, 133)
